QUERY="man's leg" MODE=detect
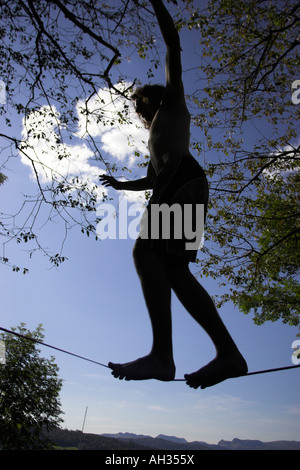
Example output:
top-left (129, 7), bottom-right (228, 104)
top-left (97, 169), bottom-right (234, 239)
top-left (165, 256), bottom-right (247, 389)
top-left (108, 241), bottom-right (176, 381)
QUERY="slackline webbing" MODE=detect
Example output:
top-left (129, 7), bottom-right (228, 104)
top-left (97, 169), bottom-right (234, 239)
top-left (1, 326), bottom-right (300, 380)
top-left (0, 326), bottom-right (109, 368)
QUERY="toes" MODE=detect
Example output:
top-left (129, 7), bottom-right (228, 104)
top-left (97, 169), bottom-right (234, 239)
top-left (185, 372), bottom-right (205, 389)
top-left (108, 362), bottom-right (120, 370)
top-left (109, 362), bottom-right (126, 379)
top-left (110, 364), bottom-right (133, 380)
top-left (112, 370), bottom-right (124, 379)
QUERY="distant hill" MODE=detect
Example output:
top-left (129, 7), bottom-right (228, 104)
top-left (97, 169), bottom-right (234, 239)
top-left (102, 433), bottom-right (213, 450)
top-left (218, 438), bottom-right (300, 451)
top-left (46, 428), bottom-right (150, 450)
top-left (45, 428), bottom-right (300, 450)
top-left (101, 432), bottom-right (300, 451)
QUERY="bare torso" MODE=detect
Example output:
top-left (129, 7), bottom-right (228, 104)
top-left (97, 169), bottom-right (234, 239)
top-left (148, 95), bottom-right (191, 174)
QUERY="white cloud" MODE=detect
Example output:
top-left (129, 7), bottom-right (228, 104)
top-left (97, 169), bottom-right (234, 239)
top-left (146, 405), bottom-right (172, 412)
top-left (20, 83), bottom-right (149, 204)
top-left (285, 404), bottom-right (300, 415)
top-left (76, 82), bottom-right (148, 166)
top-left (20, 105), bottom-right (102, 200)
top-left (262, 140), bottom-right (300, 181)
top-left (193, 394), bottom-right (257, 413)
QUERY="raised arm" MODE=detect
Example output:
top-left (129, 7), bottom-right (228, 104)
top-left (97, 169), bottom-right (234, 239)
top-left (149, 0), bottom-right (183, 93)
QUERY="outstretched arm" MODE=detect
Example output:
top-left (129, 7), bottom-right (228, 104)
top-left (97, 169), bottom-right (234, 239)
top-left (149, 0), bottom-right (183, 92)
top-left (99, 160), bottom-right (155, 191)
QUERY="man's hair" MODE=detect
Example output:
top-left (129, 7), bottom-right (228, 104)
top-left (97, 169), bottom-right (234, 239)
top-left (131, 84), bottom-right (166, 126)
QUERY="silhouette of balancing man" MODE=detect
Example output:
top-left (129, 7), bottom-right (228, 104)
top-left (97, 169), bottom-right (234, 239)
top-left (100, 0), bottom-right (247, 389)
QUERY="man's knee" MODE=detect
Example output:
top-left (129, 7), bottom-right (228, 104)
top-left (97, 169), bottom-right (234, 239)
top-left (163, 254), bottom-right (190, 288)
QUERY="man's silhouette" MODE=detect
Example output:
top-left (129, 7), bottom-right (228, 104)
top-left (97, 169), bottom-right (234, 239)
top-left (100, 0), bottom-right (247, 389)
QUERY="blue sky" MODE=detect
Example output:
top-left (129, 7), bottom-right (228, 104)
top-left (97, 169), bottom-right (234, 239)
top-left (1, 209), bottom-right (300, 443)
top-left (1, 6), bottom-right (300, 444)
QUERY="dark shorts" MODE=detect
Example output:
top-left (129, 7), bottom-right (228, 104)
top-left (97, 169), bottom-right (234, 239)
top-left (137, 155), bottom-right (209, 263)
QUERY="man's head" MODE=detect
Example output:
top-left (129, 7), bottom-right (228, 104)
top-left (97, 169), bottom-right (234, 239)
top-left (131, 84), bottom-right (165, 127)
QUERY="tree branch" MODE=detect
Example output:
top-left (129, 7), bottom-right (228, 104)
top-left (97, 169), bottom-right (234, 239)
top-left (49, 0), bottom-right (121, 77)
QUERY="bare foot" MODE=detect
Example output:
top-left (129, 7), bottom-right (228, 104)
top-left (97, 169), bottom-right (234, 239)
top-left (184, 354), bottom-right (248, 389)
top-left (108, 354), bottom-right (176, 381)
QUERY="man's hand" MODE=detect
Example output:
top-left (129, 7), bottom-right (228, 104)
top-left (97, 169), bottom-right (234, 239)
top-left (99, 174), bottom-right (122, 190)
